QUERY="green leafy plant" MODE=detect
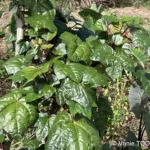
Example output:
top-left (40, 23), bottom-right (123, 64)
top-left (1, 0), bottom-right (150, 149)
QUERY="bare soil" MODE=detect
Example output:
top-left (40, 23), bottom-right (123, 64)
top-left (0, 11), bottom-right (11, 55)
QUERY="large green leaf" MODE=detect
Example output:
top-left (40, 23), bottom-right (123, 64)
top-left (106, 62), bottom-right (122, 80)
top-left (82, 66), bottom-right (108, 87)
top-left (4, 55), bottom-right (28, 74)
top-left (60, 32), bottom-right (91, 62)
top-left (94, 19), bottom-right (106, 31)
top-left (54, 61), bottom-right (84, 82)
top-left (60, 32), bottom-right (82, 45)
top-left (53, 43), bottom-right (67, 56)
top-left (53, 60), bottom-right (66, 80)
top-left (36, 114), bottom-right (56, 141)
top-left (25, 10), bottom-right (57, 32)
top-left (66, 100), bottom-right (91, 119)
top-left (65, 63), bottom-right (84, 83)
top-left (40, 84), bottom-right (55, 99)
top-left (0, 90), bottom-right (38, 136)
top-left (23, 139), bottom-right (41, 150)
top-left (8, 71), bottom-right (25, 83)
top-left (20, 0), bottom-right (55, 14)
top-left (68, 42), bottom-right (91, 62)
top-left (128, 83), bottom-right (148, 119)
top-left (56, 79), bottom-right (95, 107)
top-left (106, 54), bottom-right (135, 80)
top-left (54, 60), bottom-right (108, 86)
top-left (22, 65), bottom-right (48, 81)
top-left (112, 34), bottom-right (123, 46)
top-left (89, 40), bottom-right (114, 65)
top-left (25, 92), bottom-right (42, 102)
top-left (132, 48), bottom-right (147, 68)
top-left (79, 8), bottom-right (101, 21)
top-left (132, 29), bottom-right (150, 52)
top-left (102, 15), bottom-right (120, 24)
top-left (45, 111), bottom-right (101, 150)
top-left (22, 56), bottom-right (61, 81)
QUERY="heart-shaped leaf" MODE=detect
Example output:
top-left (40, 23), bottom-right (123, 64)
top-left (4, 55), bottom-right (28, 74)
top-left (45, 111), bottom-right (101, 150)
top-left (0, 90), bottom-right (38, 137)
top-left (128, 83), bottom-right (148, 119)
top-left (89, 40), bottom-right (114, 65)
top-left (56, 79), bottom-right (96, 107)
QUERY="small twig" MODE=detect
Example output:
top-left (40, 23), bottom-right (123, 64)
top-left (138, 109), bottom-right (143, 143)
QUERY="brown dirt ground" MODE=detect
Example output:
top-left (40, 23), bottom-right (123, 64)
top-left (0, 5), bottom-right (11, 55)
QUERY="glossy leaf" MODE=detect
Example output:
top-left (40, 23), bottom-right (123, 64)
top-left (41, 31), bottom-right (57, 41)
top-left (54, 61), bottom-right (84, 82)
top-left (68, 42), bottom-right (91, 62)
top-left (23, 139), bottom-right (41, 150)
top-left (83, 66), bottom-right (108, 87)
top-left (56, 79), bottom-right (95, 107)
top-left (94, 19), bottom-right (106, 31)
top-left (60, 32), bottom-right (91, 62)
top-left (60, 32), bottom-right (82, 45)
top-left (36, 115), bottom-right (56, 141)
top-left (41, 43), bottom-right (53, 50)
top-left (89, 40), bottom-right (114, 65)
top-left (65, 63), bottom-right (84, 83)
top-left (4, 55), bottom-right (28, 74)
top-left (40, 84), bottom-right (55, 99)
top-left (8, 71), bottom-right (25, 83)
top-left (66, 100), bottom-right (91, 119)
top-left (53, 60), bottom-right (66, 80)
top-left (22, 57), bottom-right (61, 81)
top-left (0, 90), bottom-right (38, 136)
top-left (45, 111), bottom-right (101, 150)
top-left (25, 92), bottom-right (42, 102)
top-left (132, 48), bottom-right (147, 68)
top-left (128, 83), bottom-right (148, 119)
top-left (106, 62), bottom-right (122, 80)
top-left (112, 34), bottom-right (123, 46)
top-left (25, 11), bottom-right (57, 32)
top-left (132, 29), bottom-right (150, 51)
top-left (53, 43), bottom-right (67, 56)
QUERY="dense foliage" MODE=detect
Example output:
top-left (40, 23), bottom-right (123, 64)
top-left (1, 0), bottom-right (150, 149)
